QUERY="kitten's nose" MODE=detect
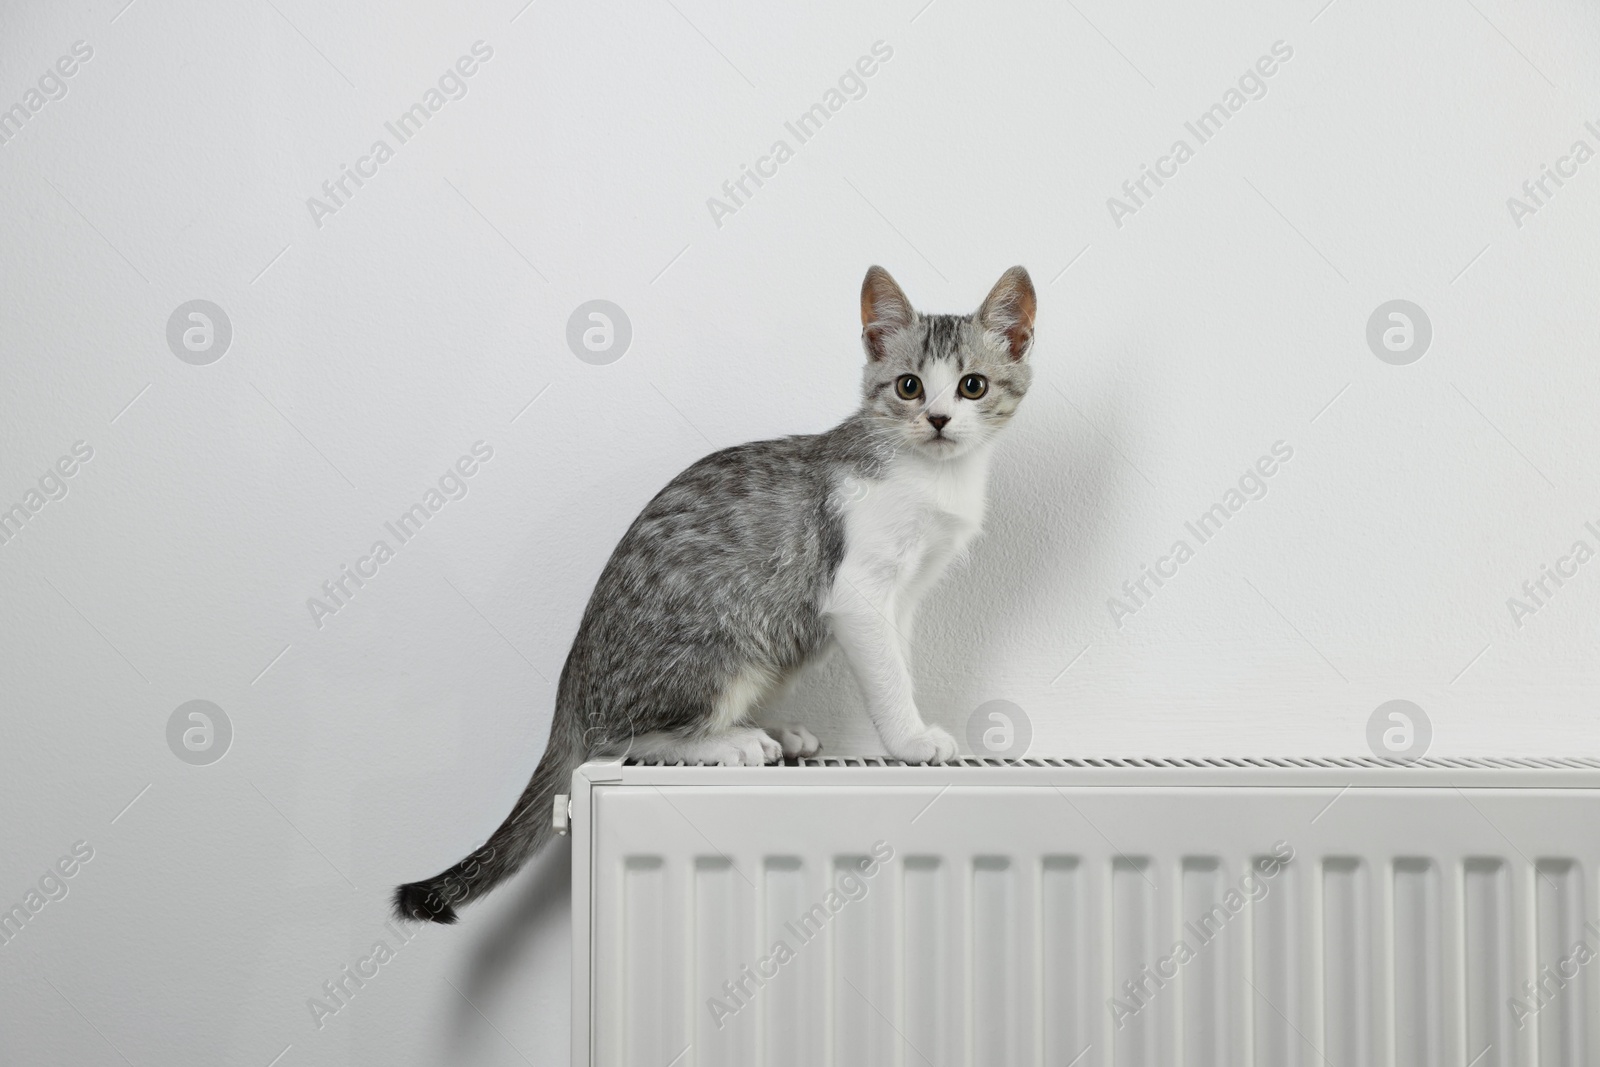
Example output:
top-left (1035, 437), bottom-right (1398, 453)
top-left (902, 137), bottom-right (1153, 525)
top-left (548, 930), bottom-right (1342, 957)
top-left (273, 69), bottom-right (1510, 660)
top-left (927, 414), bottom-right (950, 431)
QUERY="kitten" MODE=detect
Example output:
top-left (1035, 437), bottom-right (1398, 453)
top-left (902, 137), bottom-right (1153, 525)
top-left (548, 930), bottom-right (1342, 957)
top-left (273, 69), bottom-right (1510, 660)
top-left (395, 265), bottom-right (1036, 923)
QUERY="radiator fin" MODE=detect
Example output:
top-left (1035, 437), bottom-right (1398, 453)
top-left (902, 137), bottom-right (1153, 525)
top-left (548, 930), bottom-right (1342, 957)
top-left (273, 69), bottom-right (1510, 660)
top-left (1042, 857), bottom-right (1087, 1066)
top-left (833, 853), bottom-right (893, 1066)
top-left (1322, 857), bottom-right (1372, 1065)
top-left (761, 857), bottom-right (817, 1067)
top-left (1253, 854), bottom-right (1301, 1066)
top-left (1112, 856), bottom-right (1158, 1067)
top-left (1392, 858), bottom-right (1442, 1067)
top-left (621, 857), bottom-right (670, 1065)
top-left (1535, 859), bottom-right (1587, 1066)
top-left (1464, 858), bottom-right (1512, 1067)
top-left (972, 856), bottom-right (1017, 1066)
top-left (695, 857), bottom-right (749, 1065)
top-left (903, 857), bottom-right (949, 1065)
top-left (1181, 857), bottom-right (1235, 1066)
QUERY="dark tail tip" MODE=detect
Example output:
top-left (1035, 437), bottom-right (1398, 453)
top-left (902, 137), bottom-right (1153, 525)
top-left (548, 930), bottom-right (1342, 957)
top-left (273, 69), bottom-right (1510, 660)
top-left (392, 882), bottom-right (459, 925)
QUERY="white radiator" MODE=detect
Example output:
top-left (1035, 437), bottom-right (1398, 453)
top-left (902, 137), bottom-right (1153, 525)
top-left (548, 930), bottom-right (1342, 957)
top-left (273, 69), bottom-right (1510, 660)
top-left (566, 756), bottom-right (1600, 1067)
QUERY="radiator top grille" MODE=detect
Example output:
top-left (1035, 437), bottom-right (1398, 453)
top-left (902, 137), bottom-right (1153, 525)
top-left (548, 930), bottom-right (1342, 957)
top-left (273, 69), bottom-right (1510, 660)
top-left (622, 754), bottom-right (1600, 770)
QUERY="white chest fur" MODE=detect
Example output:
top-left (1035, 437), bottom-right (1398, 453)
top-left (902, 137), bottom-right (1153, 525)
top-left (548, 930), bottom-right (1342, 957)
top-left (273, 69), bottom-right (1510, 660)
top-left (830, 446), bottom-right (992, 618)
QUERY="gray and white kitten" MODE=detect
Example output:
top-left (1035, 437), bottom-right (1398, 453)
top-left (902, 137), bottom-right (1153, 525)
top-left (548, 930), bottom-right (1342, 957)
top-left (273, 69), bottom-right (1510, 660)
top-left (395, 265), bottom-right (1036, 923)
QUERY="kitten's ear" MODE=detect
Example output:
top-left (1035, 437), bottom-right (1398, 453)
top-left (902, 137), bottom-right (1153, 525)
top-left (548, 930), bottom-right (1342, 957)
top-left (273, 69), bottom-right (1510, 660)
top-left (860, 265), bottom-right (913, 362)
top-left (977, 266), bottom-right (1037, 361)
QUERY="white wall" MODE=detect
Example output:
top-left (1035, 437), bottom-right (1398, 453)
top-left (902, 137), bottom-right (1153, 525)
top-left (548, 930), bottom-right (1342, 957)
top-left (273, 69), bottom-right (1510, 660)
top-left (3, 0), bottom-right (1598, 1062)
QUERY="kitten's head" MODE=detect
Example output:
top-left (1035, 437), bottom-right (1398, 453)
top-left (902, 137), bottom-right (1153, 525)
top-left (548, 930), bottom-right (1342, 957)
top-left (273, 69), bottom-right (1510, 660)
top-left (858, 265), bottom-right (1036, 459)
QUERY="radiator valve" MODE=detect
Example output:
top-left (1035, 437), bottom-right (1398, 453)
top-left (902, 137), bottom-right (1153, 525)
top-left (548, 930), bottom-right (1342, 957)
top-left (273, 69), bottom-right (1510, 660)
top-left (553, 794), bottom-right (570, 835)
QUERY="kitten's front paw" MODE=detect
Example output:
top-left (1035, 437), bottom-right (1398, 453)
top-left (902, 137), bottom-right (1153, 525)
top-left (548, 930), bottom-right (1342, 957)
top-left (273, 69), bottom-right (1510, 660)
top-left (887, 725), bottom-right (957, 764)
top-left (723, 726), bottom-right (782, 766)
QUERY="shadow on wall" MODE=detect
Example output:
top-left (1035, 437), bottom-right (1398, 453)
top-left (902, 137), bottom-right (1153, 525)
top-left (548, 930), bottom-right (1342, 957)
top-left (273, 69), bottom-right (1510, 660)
top-left (933, 391), bottom-right (1123, 691)
top-left (438, 837), bottom-right (571, 1062)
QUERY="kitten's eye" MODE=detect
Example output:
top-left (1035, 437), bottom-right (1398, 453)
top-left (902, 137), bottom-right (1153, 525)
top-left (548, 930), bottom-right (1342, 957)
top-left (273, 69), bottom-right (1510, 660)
top-left (894, 375), bottom-right (923, 400)
top-left (958, 374), bottom-right (988, 400)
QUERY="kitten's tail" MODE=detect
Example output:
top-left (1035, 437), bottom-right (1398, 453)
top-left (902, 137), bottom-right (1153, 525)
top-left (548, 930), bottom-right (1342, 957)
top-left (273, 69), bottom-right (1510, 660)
top-left (392, 727), bottom-right (581, 925)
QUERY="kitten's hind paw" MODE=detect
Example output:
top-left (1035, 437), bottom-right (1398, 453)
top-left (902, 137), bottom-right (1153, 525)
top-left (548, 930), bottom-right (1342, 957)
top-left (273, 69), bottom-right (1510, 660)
top-left (887, 725), bottom-right (957, 764)
top-left (713, 727), bottom-right (782, 765)
top-left (629, 727), bottom-right (779, 765)
top-left (767, 724), bottom-right (821, 759)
